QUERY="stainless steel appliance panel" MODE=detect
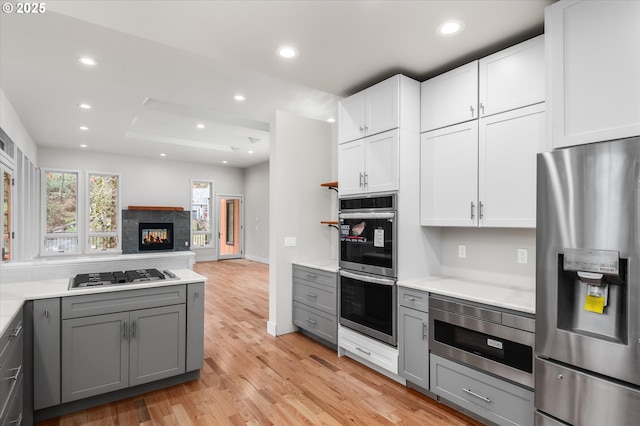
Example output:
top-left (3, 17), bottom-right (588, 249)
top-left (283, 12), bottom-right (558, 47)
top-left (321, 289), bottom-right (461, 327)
top-left (535, 358), bottom-right (640, 426)
top-left (536, 137), bottom-right (640, 387)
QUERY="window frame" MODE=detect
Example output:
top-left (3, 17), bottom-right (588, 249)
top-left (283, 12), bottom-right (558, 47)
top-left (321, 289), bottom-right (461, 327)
top-left (41, 168), bottom-right (81, 256)
top-left (86, 171), bottom-right (122, 253)
top-left (190, 179), bottom-right (214, 249)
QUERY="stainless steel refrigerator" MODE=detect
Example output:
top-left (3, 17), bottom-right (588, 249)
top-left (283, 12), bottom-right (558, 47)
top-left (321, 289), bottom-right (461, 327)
top-left (535, 136), bottom-right (640, 425)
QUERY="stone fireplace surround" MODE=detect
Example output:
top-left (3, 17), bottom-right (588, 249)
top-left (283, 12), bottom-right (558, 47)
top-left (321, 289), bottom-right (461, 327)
top-left (122, 207), bottom-right (190, 254)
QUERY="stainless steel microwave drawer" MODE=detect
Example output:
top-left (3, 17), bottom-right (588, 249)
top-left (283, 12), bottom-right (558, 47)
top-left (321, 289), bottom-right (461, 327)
top-left (293, 265), bottom-right (337, 289)
top-left (62, 285), bottom-right (186, 319)
top-left (430, 354), bottom-right (534, 426)
top-left (293, 301), bottom-right (337, 344)
top-left (398, 287), bottom-right (428, 312)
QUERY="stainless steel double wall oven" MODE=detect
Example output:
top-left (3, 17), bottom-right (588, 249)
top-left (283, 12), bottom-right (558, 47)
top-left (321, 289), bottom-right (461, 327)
top-left (338, 194), bottom-right (398, 346)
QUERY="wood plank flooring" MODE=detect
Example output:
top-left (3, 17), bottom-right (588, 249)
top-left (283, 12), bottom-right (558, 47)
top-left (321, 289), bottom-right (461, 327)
top-left (37, 259), bottom-right (484, 425)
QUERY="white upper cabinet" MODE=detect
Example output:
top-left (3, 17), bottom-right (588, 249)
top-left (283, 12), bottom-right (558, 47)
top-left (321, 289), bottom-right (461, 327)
top-left (338, 75), bottom-right (419, 144)
top-left (479, 35), bottom-right (545, 117)
top-left (421, 121), bottom-right (479, 227)
top-left (421, 104), bottom-right (545, 228)
top-left (339, 129), bottom-right (399, 196)
top-left (546, 0), bottom-right (640, 148)
top-left (421, 61), bottom-right (478, 132)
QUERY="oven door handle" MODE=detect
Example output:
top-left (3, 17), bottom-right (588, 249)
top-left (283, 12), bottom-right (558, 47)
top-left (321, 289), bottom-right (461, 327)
top-left (340, 270), bottom-right (396, 286)
top-left (338, 212), bottom-right (395, 220)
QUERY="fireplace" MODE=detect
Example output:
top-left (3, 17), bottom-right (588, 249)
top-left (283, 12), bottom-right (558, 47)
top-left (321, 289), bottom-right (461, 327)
top-left (139, 222), bottom-right (174, 251)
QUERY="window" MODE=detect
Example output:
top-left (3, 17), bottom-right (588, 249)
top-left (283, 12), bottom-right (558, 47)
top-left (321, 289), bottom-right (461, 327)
top-left (44, 170), bottom-right (78, 254)
top-left (88, 173), bottom-right (119, 251)
top-left (191, 180), bottom-right (213, 248)
top-left (42, 170), bottom-right (120, 255)
top-left (1, 165), bottom-right (12, 262)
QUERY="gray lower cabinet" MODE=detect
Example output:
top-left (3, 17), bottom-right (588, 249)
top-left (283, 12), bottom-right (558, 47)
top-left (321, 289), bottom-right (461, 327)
top-left (292, 264), bottom-right (337, 346)
top-left (61, 285), bottom-right (188, 403)
top-left (0, 311), bottom-right (23, 426)
top-left (430, 354), bottom-right (534, 426)
top-left (33, 298), bottom-right (61, 410)
top-left (398, 287), bottom-right (429, 389)
top-left (186, 282), bottom-right (205, 372)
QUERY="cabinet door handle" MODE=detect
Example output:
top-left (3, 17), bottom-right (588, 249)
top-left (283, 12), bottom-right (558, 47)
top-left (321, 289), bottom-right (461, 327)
top-left (470, 201), bottom-right (476, 219)
top-left (132, 320), bottom-right (137, 338)
top-left (470, 105), bottom-right (475, 117)
top-left (423, 322), bottom-right (428, 338)
top-left (359, 173), bottom-right (364, 187)
top-left (359, 126), bottom-right (364, 133)
top-left (364, 173), bottom-right (368, 187)
top-left (462, 388), bottom-right (492, 403)
top-left (123, 321), bottom-right (128, 340)
top-left (306, 318), bottom-right (317, 325)
top-left (479, 201), bottom-right (484, 219)
top-left (355, 346), bottom-right (371, 356)
top-left (364, 125), bottom-right (368, 133)
top-left (44, 308), bottom-right (49, 318)
top-left (480, 102), bottom-right (485, 116)
top-left (306, 293), bottom-right (317, 299)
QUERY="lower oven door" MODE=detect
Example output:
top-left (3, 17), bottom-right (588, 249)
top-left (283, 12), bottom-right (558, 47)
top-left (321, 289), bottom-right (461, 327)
top-left (430, 306), bottom-right (534, 388)
top-left (339, 270), bottom-right (397, 346)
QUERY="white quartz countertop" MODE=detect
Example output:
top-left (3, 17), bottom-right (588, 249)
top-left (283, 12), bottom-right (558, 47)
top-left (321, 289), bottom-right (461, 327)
top-left (398, 275), bottom-right (535, 314)
top-left (292, 258), bottom-right (339, 273)
top-left (0, 268), bottom-right (206, 335)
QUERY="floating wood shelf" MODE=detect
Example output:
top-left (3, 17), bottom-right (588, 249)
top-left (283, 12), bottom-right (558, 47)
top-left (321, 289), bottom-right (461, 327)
top-left (320, 221), bottom-right (339, 225)
top-left (320, 181), bottom-right (338, 188)
top-left (128, 206), bottom-right (185, 211)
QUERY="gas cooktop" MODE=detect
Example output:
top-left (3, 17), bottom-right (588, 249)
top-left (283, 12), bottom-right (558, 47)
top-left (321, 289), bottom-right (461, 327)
top-left (69, 268), bottom-right (178, 290)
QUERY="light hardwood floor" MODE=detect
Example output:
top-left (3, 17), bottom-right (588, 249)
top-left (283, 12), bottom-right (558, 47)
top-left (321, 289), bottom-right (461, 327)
top-left (37, 259), bottom-right (484, 425)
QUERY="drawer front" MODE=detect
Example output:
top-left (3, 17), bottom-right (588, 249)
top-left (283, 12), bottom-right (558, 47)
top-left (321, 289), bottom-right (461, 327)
top-left (293, 279), bottom-right (337, 315)
top-left (62, 285), bottom-right (186, 318)
top-left (293, 302), bottom-right (337, 344)
top-left (430, 354), bottom-right (534, 426)
top-left (398, 287), bottom-right (428, 311)
top-left (0, 312), bottom-right (22, 369)
top-left (0, 337), bottom-right (22, 421)
top-left (338, 326), bottom-right (398, 375)
top-left (293, 265), bottom-right (337, 289)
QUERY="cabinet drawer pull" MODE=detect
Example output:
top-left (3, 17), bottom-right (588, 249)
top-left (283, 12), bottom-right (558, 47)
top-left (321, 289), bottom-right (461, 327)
top-left (6, 365), bottom-right (22, 381)
top-left (306, 293), bottom-right (317, 299)
top-left (306, 318), bottom-right (317, 325)
top-left (355, 346), bottom-right (371, 356)
top-left (462, 387), bottom-right (491, 403)
top-left (10, 324), bottom-right (22, 338)
top-left (7, 413), bottom-right (22, 425)
top-left (407, 297), bottom-right (415, 301)
top-left (306, 273), bottom-right (318, 279)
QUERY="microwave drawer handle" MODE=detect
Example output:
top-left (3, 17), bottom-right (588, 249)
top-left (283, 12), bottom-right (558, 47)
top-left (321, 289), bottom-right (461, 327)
top-left (340, 270), bottom-right (395, 286)
top-left (462, 388), bottom-right (491, 403)
top-left (338, 212), bottom-right (395, 220)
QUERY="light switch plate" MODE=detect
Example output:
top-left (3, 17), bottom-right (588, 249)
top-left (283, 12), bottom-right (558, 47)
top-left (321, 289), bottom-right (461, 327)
top-left (517, 248), bottom-right (528, 264)
top-left (284, 237), bottom-right (297, 247)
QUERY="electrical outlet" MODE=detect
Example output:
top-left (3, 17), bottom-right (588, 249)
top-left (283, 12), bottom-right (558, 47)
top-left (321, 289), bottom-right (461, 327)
top-left (458, 245), bottom-right (467, 258)
top-left (517, 248), bottom-right (528, 264)
top-left (284, 237), bottom-right (297, 247)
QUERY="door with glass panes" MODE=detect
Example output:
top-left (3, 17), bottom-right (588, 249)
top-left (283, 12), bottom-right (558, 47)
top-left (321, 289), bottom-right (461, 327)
top-left (217, 195), bottom-right (243, 259)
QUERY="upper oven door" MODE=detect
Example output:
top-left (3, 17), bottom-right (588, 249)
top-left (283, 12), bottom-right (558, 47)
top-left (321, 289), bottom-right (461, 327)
top-left (339, 210), bottom-right (396, 277)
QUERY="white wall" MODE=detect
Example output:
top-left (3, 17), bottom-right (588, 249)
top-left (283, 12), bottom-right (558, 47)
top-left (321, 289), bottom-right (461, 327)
top-left (0, 89), bottom-right (38, 162)
top-left (440, 227), bottom-right (536, 290)
top-left (243, 161), bottom-right (269, 263)
top-left (268, 110), bottom-right (334, 336)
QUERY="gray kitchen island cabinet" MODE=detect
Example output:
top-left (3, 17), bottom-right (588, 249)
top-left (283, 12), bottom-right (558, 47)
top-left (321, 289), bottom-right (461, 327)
top-left (398, 287), bottom-right (430, 391)
top-left (60, 285), bottom-right (187, 403)
top-left (33, 298), bottom-right (61, 410)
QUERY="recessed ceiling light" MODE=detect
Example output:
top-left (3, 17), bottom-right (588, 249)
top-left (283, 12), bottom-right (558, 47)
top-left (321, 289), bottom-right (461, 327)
top-left (437, 20), bottom-right (465, 36)
top-left (196, 123), bottom-right (205, 129)
top-left (276, 46), bottom-right (299, 59)
top-left (160, 153), bottom-right (167, 157)
top-left (327, 118), bottom-right (336, 123)
top-left (78, 57), bottom-right (97, 66)
top-left (80, 144), bottom-right (88, 148)
top-left (248, 150), bottom-right (254, 154)
top-left (78, 103), bottom-right (92, 109)
top-left (222, 160), bottom-right (228, 164)
top-left (79, 126), bottom-right (89, 131)
top-left (234, 94), bottom-right (246, 101)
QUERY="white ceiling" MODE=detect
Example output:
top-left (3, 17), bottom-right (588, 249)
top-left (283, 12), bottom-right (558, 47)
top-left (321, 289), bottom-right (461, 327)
top-left (0, 0), bottom-right (553, 168)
